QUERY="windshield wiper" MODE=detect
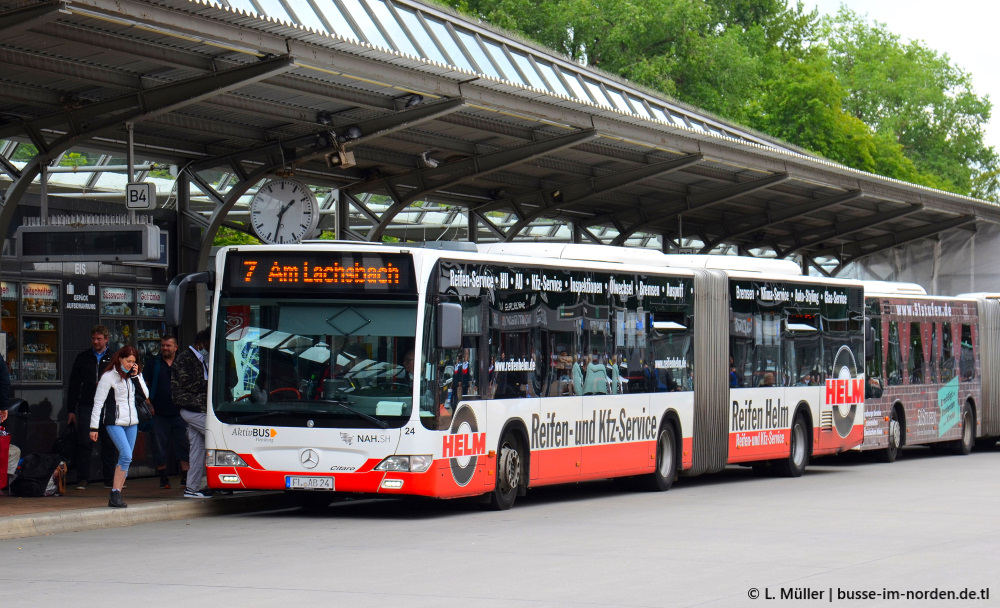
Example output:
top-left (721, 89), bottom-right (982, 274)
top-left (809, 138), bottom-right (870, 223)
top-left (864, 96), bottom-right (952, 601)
top-left (315, 398), bottom-right (389, 429)
top-left (228, 409), bottom-right (289, 424)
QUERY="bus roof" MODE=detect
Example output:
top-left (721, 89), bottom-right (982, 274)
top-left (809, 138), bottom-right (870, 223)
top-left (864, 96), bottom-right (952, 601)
top-left (476, 243), bottom-right (803, 275)
top-left (861, 280), bottom-right (928, 296)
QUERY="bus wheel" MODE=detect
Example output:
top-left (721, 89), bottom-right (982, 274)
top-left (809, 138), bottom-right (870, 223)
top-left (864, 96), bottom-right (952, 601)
top-left (641, 423), bottom-right (677, 491)
top-left (487, 433), bottom-right (522, 510)
top-left (774, 413), bottom-right (809, 477)
top-left (952, 405), bottom-right (974, 456)
top-left (876, 408), bottom-right (901, 463)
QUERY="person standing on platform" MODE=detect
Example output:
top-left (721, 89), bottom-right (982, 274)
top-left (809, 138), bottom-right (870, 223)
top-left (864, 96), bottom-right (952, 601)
top-left (172, 329), bottom-right (212, 499)
top-left (143, 335), bottom-right (189, 490)
top-left (66, 325), bottom-right (115, 490)
top-left (90, 345), bottom-right (148, 508)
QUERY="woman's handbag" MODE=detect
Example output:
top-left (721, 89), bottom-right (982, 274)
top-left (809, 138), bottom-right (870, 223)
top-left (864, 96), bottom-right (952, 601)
top-left (131, 377), bottom-right (153, 428)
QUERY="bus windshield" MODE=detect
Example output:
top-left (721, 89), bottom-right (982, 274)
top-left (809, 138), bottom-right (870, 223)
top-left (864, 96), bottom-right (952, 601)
top-left (213, 298), bottom-right (417, 428)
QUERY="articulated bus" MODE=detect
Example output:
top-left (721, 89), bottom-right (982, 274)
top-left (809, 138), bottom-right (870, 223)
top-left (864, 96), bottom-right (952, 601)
top-left (168, 241), bottom-right (869, 509)
top-left (857, 282), bottom-right (1000, 461)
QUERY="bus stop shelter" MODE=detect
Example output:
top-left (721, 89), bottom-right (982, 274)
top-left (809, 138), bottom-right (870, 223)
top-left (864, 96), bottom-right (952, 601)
top-left (1, 0), bottom-right (998, 281)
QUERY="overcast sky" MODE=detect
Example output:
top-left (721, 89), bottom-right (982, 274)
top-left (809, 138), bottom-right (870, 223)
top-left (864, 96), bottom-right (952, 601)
top-left (806, 0), bottom-right (1000, 151)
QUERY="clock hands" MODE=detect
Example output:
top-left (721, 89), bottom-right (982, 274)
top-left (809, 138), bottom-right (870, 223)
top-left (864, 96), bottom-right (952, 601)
top-left (274, 200), bottom-right (295, 238)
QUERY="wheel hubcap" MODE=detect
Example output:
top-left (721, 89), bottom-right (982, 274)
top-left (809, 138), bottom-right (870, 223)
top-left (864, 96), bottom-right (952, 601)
top-left (792, 423), bottom-right (806, 465)
top-left (963, 413), bottom-right (973, 445)
top-left (658, 431), bottom-right (673, 477)
top-left (889, 418), bottom-right (900, 449)
top-left (498, 444), bottom-right (520, 493)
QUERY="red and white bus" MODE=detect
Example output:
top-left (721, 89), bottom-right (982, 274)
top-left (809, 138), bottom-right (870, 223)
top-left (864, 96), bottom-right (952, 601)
top-left (169, 242), bottom-right (866, 509)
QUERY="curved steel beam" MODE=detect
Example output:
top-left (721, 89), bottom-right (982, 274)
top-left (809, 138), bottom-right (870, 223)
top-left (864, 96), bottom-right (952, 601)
top-left (779, 203), bottom-right (924, 258)
top-left (502, 153), bottom-right (703, 242)
top-left (698, 190), bottom-right (863, 253)
top-left (599, 172), bottom-right (791, 245)
top-left (365, 129), bottom-right (597, 242)
top-left (1, 55), bottom-right (295, 236)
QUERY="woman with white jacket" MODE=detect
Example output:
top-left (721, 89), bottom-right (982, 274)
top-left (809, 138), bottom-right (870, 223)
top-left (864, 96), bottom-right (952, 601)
top-left (90, 345), bottom-right (149, 508)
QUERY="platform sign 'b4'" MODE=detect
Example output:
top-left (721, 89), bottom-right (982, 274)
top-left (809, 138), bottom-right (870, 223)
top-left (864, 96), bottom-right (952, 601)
top-left (126, 183), bottom-right (156, 210)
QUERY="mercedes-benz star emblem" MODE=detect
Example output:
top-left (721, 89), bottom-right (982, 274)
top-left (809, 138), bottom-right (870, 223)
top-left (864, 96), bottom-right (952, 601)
top-left (300, 449), bottom-right (319, 469)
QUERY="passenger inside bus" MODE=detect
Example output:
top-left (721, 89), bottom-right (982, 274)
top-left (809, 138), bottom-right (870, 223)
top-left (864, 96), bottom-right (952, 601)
top-left (728, 355), bottom-right (745, 388)
top-left (583, 351), bottom-right (609, 395)
top-left (760, 372), bottom-right (776, 387)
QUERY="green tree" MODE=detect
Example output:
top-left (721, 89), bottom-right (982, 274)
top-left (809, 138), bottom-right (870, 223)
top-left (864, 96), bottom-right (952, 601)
top-left (213, 226), bottom-right (260, 246)
top-left (822, 8), bottom-right (997, 195)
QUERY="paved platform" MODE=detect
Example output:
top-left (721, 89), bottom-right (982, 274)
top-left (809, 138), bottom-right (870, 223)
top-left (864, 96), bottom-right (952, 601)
top-left (0, 476), bottom-right (292, 540)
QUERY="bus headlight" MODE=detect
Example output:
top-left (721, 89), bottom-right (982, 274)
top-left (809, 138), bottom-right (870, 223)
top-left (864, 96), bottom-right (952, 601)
top-left (207, 450), bottom-right (248, 467)
top-left (374, 455), bottom-right (433, 473)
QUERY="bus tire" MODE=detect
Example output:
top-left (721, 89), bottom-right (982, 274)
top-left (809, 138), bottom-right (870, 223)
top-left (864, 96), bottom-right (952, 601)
top-left (487, 432), bottom-right (522, 510)
top-left (774, 413), bottom-right (809, 478)
top-left (640, 423), bottom-right (677, 491)
top-left (876, 407), bottom-right (901, 463)
top-left (952, 405), bottom-right (974, 456)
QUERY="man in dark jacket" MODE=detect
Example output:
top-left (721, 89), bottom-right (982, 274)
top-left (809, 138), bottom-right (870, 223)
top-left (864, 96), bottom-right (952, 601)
top-left (143, 334), bottom-right (189, 490)
top-left (66, 325), bottom-right (115, 490)
top-left (172, 329), bottom-right (210, 498)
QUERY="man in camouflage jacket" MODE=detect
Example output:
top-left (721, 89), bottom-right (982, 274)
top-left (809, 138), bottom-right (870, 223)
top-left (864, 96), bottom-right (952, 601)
top-left (171, 329), bottom-right (210, 498)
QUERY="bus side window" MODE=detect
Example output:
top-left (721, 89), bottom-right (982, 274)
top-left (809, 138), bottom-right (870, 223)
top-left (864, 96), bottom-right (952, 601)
top-left (940, 322), bottom-right (954, 383)
top-left (960, 324), bottom-right (975, 380)
top-left (886, 321), bottom-right (903, 386)
top-left (907, 322), bottom-right (924, 384)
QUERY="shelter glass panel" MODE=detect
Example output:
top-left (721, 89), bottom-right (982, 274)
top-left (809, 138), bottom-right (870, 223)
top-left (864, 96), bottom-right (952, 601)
top-left (627, 96), bottom-right (652, 119)
top-left (605, 88), bottom-right (632, 113)
top-left (339, 0), bottom-right (391, 48)
top-left (227, 0), bottom-right (258, 15)
top-left (425, 18), bottom-right (474, 71)
top-left (364, 0), bottom-right (419, 56)
top-left (510, 52), bottom-right (549, 90)
top-left (455, 30), bottom-right (500, 78)
top-left (396, 8), bottom-right (448, 64)
top-left (289, 1), bottom-right (329, 32)
top-left (313, 0), bottom-right (361, 40)
top-left (584, 79), bottom-right (613, 108)
top-left (255, 0), bottom-right (293, 22)
top-left (483, 41), bottom-right (519, 83)
top-left (534, 61), bottom-right (572, 97)
top-left (560, 69), bottom-right (592, 102)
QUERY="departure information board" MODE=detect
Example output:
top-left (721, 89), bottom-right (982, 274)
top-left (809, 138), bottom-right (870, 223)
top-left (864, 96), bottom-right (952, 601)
top-left (223, 251), bottom-right (416, 295)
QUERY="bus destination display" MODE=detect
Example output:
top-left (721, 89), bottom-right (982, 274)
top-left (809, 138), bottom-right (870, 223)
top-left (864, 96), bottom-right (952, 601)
top-left (224, 251), bottom-right (416, 294)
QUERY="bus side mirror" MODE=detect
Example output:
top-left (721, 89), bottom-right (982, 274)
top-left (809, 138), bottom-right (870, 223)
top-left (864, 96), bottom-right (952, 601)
top-left (166, 271), bottom-right (215, 327)
top-left (864, 318), bottom-right (875, 361)
top-left (437, 303), bottom-right (463, 349)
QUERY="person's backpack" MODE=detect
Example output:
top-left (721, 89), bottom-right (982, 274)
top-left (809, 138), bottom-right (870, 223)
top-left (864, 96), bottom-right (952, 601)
top-left (10, 452), bottom-right (63, 497)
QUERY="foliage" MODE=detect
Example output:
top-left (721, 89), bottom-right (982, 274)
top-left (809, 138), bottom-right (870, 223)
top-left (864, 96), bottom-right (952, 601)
top-left (440, 0), bottom-right (998, 200)
top-left (213, 226), bottom-right (260, 247)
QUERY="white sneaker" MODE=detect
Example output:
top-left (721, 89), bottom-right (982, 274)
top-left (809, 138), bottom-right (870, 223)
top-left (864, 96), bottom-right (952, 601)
top-left (183, 489), bottom-right (211, 499)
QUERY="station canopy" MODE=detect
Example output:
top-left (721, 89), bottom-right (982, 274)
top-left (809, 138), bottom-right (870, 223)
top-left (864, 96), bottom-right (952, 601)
top-left (1, 0), bottom-right (998, 274)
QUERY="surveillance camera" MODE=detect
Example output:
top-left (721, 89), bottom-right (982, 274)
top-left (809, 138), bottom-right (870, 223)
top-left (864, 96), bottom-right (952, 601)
top-left (420, 151), bottom-right (439, 169)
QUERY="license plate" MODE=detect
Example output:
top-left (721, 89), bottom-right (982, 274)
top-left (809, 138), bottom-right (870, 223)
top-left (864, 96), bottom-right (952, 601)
top-left (285, 476), bottom-right (334, 490)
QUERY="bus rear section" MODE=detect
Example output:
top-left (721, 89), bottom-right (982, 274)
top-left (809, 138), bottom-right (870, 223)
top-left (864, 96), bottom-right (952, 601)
top-left (859, 284), bottom-right (983, 461)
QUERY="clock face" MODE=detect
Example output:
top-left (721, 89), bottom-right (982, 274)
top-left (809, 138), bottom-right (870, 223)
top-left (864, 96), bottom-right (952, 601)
top-left (249, 179), bottom-right (320, 244)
